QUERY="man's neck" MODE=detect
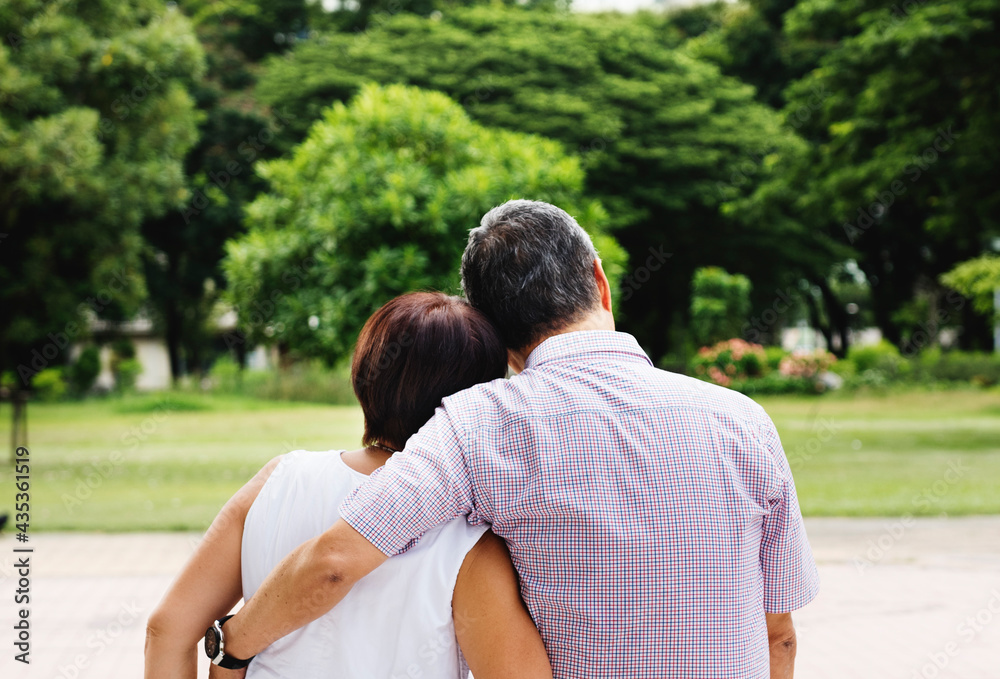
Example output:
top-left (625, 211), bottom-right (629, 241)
top-left (507, 309), bottom-right (615, 373)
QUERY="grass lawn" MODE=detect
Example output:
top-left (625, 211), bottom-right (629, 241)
top-left (1, 388), bottom-right (998, 531)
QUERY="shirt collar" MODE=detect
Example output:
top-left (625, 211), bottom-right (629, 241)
top-left (523, 330), bottom-right (654, 371)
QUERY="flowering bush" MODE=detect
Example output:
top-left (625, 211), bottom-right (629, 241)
top-left (691, 339), bottom-right (766, 387)
top-left (779, 349), bottom-right (837, 379)
top-left (690, 341), bottom-right (839, 395)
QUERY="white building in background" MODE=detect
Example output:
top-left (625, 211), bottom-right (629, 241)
top-left (75, 317), bottom-right (172, 391)
top-left (780, 324), bottom-right (884, 353)
top-left (71, 313), bottom-right (273, 392)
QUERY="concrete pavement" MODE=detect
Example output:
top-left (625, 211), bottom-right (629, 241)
top-left (2, 517), bottom-right (998, 678)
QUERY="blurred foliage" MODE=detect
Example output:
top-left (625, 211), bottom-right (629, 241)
top-left (690, 339), bottom-right (836, 394)
top-left (254, 7), bottom-right (819, 360)
top-left (32, 367), bottom-right (67, 402)
top-left (312, 0), bottom-right (567, 34)
top-left (845, 339), bottom-right (909, 380)
top-left (207, 355), bottom-right (357, 404)
top-left (5, 0), bottom-right (1000, 380)
top-left (178, 0), bottom-right (311, 60)
top-left (223, 83), bottom-right (623, 365)
top-left (677, 0), bottom-right (826, 109)
top-left (0, 1), bottom-right (204, 388)
top-left (755, 0), bottom-right (1000, 350)
top-left (140, 0), bottom-right (313, 383)
top-left (691, 338), bottom-right (766, 387)
top-left (941, 255), bottom-right (1000, 321)
top-left (67, 345), bottom-right (102, 395)
top-left (690, 267), bottom-right (753, 346)
top-left (914, 348), bottom-right (1000, 387)
top-left (778, 347), bottom-right (837, 379)
top-left (110, 339), bottom-right (141, 392)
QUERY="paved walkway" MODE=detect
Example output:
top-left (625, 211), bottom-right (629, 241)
top-left (2, 517), bottom-right (999, 678)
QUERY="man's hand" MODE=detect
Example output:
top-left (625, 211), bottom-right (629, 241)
top-left (220, 519), bottom-right (387, 660)
top-left (766, 612), bottom-right (797, 679)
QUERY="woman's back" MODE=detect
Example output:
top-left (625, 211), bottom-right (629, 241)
top-left (241, 449), bottom-right (487, 679)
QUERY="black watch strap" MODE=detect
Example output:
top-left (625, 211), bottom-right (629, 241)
top-left (208, 615), bottom-right (255, 670)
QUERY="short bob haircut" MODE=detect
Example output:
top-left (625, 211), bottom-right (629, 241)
top-left (351, 292), bottom-right (507, 452)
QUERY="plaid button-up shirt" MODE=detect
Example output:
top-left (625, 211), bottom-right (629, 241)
top-left (341, 331), bottom-right (819, 678)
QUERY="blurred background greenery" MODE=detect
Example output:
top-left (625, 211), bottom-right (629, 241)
top-left (1, 0), bottom-right (998, 528)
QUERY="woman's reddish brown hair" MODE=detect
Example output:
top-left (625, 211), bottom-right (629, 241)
top-left (351, 292), bottom-right (507, 451)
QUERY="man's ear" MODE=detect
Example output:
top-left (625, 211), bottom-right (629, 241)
top-left (594, 259), bottom-right (613, 314)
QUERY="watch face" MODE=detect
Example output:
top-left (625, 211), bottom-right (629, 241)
top-left (204, 627), bottom-right (220, 659)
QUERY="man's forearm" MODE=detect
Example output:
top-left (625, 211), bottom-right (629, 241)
top-left (769, 635), bottom-right (796, 679)
top-left (766, 612), bottom-right (796, 679)
top-left (222, 520), bottom-right (387, 660)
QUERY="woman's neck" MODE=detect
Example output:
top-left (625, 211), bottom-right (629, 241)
top-left (340, 446), bottom-right (392, 475)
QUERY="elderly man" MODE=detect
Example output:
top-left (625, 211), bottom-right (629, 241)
top-left (215, 200), bottom-right (818, 677)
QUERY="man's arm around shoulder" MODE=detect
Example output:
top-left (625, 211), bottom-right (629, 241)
top-left (216, 519), bottom-right (386, 673)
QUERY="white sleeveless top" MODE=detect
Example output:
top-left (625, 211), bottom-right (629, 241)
top-left (241, 450), bottom-right (488, 679)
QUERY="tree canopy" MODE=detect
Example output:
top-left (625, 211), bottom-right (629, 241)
top-left (769, 0), bottom-right (1000, 348)
top-left (0, 0), bottom-right (204, 384)
top-left (942, 255), bottom-right (1000, 322)
top-left (223, 83), bottom-right (623, 365)
top-left (140, 0), bottom-right (312, 382)
top-left (253, 7), bottom-right (819, 359)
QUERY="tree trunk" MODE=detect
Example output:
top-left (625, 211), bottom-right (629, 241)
top-left (164, 300), bottom-right (183, 385)
top-left (816, 279), bottom-right (850, 357)
top-left (804, 291), bottom-right (834, 351)
top-left (958, 303), bottom-right (992, 351)
top-left (9, 391), bottom-right (28, 464)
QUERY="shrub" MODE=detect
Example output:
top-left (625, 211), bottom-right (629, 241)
top-left (32, 368), bottom-right (67, 401)
top-left (779, 348), bottom-right (837, 379)
top-left (846, 340), bottom-right (910, 379)
top-left (691, 267), bottom-right (753, 346)
top-left (843, 369), bottom-right (892, 391)
top-left (207, 356), bottom-right (357, 405)
top-left (207, 355), bottom-right (243, 391)
top-left (67, 346), bottom-right (101, 395)
top-left (110, 340), bottom-right (141, 392)
top-left (113, 358), bottom-right (142, 393)
top-left (691, 339), bottom-right (766, 388)
top-left (764, 346), bottom-right (788, 372)
top-left (916, 349), bottom-right (1000, 387)
top-left (732, 373), bottom-right (821, 396)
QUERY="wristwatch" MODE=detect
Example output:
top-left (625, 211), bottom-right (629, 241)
top-left (204, 615), bottom-right (255, 670)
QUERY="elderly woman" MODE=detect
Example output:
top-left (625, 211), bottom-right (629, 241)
top-left (144, 292), bottom-right (552, 679)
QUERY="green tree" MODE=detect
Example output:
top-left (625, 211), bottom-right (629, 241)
top-left (223, 83), bottom-right (624, 365)
top-left (691, 267), bottom-right (753, 346)
top-left (66, 346), bottom-right (101, 396)
top-left (139, 0), bottom-right (310, 382)
top-left (941, 255), bottom-right (1000, 325)
top-left (769, 0), bottom-right (1000, 350)
top-left (675, 0), bottom-right (832, 110)
top-left (253, 8), bottom-right (817, 360)
top-left (0, 2), bottom-right (204, 390)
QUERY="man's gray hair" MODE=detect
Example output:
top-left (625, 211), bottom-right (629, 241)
top-left (461, 200), bottom-right (601, 350)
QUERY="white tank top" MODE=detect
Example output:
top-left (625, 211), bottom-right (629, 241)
top-left (241, 450), bottom-right (488, 679)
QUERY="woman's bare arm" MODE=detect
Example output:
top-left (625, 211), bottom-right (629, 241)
top-left (452, 531), bottom-right (553, 679)
top-left (144, 456), bottom-right (283, 679)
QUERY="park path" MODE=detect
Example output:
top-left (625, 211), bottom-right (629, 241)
top-left (1, 516), bottom-right (998, 679)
